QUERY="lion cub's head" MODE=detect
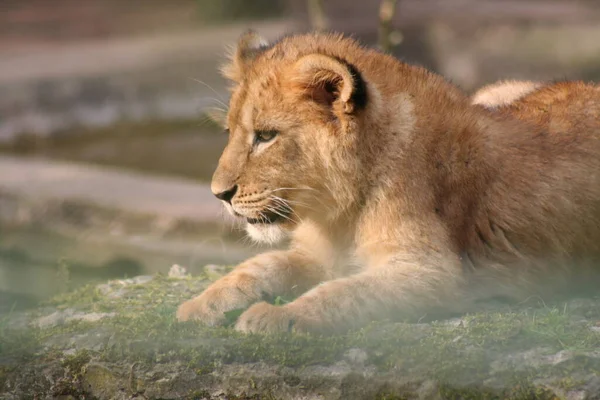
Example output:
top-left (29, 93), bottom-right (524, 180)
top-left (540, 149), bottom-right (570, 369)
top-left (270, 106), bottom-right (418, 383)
top-left (210, 32), bottom-right (370, 244)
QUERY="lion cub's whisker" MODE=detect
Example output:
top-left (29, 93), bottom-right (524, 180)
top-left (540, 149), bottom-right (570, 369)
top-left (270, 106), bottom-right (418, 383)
top-left (269, 196), bottom-right (306, 223)
top-left (270, 195), bottom-right (308, 207)
top-left (268, 187), bottom-right (318, 193)
top-left (265, 205), bottom-right (295, 223)
top-left (190, 78), bottom-right (229, 107)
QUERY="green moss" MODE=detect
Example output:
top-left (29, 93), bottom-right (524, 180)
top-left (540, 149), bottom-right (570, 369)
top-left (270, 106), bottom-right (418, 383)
top-left (84, 365), bottom-right (114, 385)
top-left (0, 366), bottom-right (13, 390)
top-left (556, 376), bottom-right (586, 391)
top-left (44, 283), bottom-right (104, 310)
top-left (61, 349), bottom-right (91, 376)
top-left (500, 381), bottom-right (559, 400)
top-left (38, 275), bottom-right (600, 369)
top-left (188, 389), bottom-right (211, 399)
top-left (187, 388), bottom-right (276, 400)
top-left (438, 382), bottom-right (558, 400)
top-left (11, 273), bottom-right (600, 398)
top-left (375, 391), bottom-right (411, 400)
top-left (43, 349), bottom-right (93, 398)
top-left (0, 319), bottom-right (38, 359)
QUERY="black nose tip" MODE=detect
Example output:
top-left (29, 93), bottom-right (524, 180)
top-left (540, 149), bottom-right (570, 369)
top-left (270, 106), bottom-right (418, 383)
top-left (214, 184), bottom-right (238, 204)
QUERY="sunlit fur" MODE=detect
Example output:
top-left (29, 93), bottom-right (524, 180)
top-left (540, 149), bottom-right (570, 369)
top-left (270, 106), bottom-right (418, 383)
top-left (177, 32), bottom-right (600, 334)
top-left (471, 80), bottom-right (542, 108)
top-left (245, 223), bottom-right (286, 245)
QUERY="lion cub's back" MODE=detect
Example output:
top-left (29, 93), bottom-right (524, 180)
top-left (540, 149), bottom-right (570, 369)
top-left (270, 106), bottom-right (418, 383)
top-left (473, 81), bottom-right (600, 269)
top-left (500, 81), bottom-right (600, 136)
top-left (471, 80), bottom-right (542, 108)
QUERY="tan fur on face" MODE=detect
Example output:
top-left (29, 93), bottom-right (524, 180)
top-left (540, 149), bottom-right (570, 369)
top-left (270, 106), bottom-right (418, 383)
top-left (471, 80), bottom-right (542, 108)
top-left (177, 32), bottom-right (600, 334)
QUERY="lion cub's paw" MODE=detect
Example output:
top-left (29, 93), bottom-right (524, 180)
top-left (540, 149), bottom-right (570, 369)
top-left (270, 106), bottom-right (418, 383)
top-left (235, 302), bottom-right (322, 334)
top-left (235, 302), bottom-right (296, 333)
top-left (176, 277), bottom-right (260, 326)
top-left (176, 296), bottom-right (223, 326)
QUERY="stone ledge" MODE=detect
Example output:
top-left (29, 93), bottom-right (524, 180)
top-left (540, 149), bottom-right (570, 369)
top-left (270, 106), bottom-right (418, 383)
top-left (0, 155), bottom-right (230, 236)
top-left (0, 155), bottom-right (253, 302)
top-left (2, 272), bottom-right (600, 399)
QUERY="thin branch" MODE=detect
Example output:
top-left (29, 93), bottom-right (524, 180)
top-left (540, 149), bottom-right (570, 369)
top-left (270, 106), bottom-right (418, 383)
top-left (378, 0), bottom-right (400, 52)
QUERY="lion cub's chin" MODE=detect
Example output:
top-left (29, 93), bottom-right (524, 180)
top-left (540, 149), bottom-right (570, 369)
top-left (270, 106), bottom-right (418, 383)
top-left (246, 223), bottom-right (288, 245)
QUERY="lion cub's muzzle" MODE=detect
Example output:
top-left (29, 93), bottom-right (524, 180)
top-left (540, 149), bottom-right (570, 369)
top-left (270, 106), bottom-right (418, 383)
top-left (213, 184), bottom-right (238, 204)
top-left (242, 200), bottom-right (293, 225)
top-left (246, 210), bottom-right (288, 225)
top-left (214, 186), bottom-right (294, 226)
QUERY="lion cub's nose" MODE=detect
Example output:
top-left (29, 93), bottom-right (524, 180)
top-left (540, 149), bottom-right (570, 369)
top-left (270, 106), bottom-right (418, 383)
top-left (213, 184), bottom-right (238, 204)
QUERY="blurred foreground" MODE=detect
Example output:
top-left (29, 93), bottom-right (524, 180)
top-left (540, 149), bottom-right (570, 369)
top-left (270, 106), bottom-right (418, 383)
top-left (1, 269), bottom-right (600, 398)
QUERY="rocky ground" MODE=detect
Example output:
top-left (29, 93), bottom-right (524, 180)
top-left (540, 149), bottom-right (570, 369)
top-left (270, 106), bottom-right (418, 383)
top-left (1, 266), bottom-right (600, 399)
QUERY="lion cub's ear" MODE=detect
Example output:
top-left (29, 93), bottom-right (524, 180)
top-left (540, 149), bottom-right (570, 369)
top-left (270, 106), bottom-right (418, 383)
top-left (292, 54), bottom-right (367, 114)
top-left (221, 30), bottom-right (269, 82)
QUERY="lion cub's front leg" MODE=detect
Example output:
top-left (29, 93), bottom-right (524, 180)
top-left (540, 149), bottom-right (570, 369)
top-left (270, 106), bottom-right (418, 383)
top-left (234, 253), bottom-right (466, 334)
top-left (235, 214), bottom-right (467, 334)
top-left (176, 250), bottom-right (325, 326)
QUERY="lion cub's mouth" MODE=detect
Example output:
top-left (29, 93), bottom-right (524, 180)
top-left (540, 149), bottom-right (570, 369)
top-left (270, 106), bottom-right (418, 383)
top-left (246, 209), bottom-right (290, 225)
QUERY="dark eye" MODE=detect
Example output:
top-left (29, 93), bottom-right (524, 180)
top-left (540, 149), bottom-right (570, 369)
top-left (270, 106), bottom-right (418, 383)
top-left (224, 128), bottom-right (230, 135)
top-left (254, 130), bottom-right (278, 144)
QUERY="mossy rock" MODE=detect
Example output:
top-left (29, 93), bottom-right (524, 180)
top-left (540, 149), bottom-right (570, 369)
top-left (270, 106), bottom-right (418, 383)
top-left (1, 271), bottom-right (600, 399)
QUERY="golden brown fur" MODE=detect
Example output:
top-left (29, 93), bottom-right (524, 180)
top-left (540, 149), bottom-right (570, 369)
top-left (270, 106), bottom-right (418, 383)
top-left (177, 32), bottom-right (600, 334)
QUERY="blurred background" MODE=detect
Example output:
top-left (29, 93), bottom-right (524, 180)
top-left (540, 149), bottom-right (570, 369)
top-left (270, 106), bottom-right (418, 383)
top-left (1, 0), bottom-right (599, 313)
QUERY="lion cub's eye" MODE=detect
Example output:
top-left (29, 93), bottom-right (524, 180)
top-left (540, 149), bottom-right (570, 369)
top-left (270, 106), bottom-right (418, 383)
top-left (254, 130), bottom-right (278, 144)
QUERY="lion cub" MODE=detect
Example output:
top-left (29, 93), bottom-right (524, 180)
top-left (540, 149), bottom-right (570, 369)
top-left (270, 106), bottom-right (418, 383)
top-left (177, 32), bottom-right (600, 334)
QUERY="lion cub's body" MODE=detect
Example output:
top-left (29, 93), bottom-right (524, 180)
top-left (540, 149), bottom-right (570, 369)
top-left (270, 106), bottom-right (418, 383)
top-left (177, 33), bottom-right (600, 334)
